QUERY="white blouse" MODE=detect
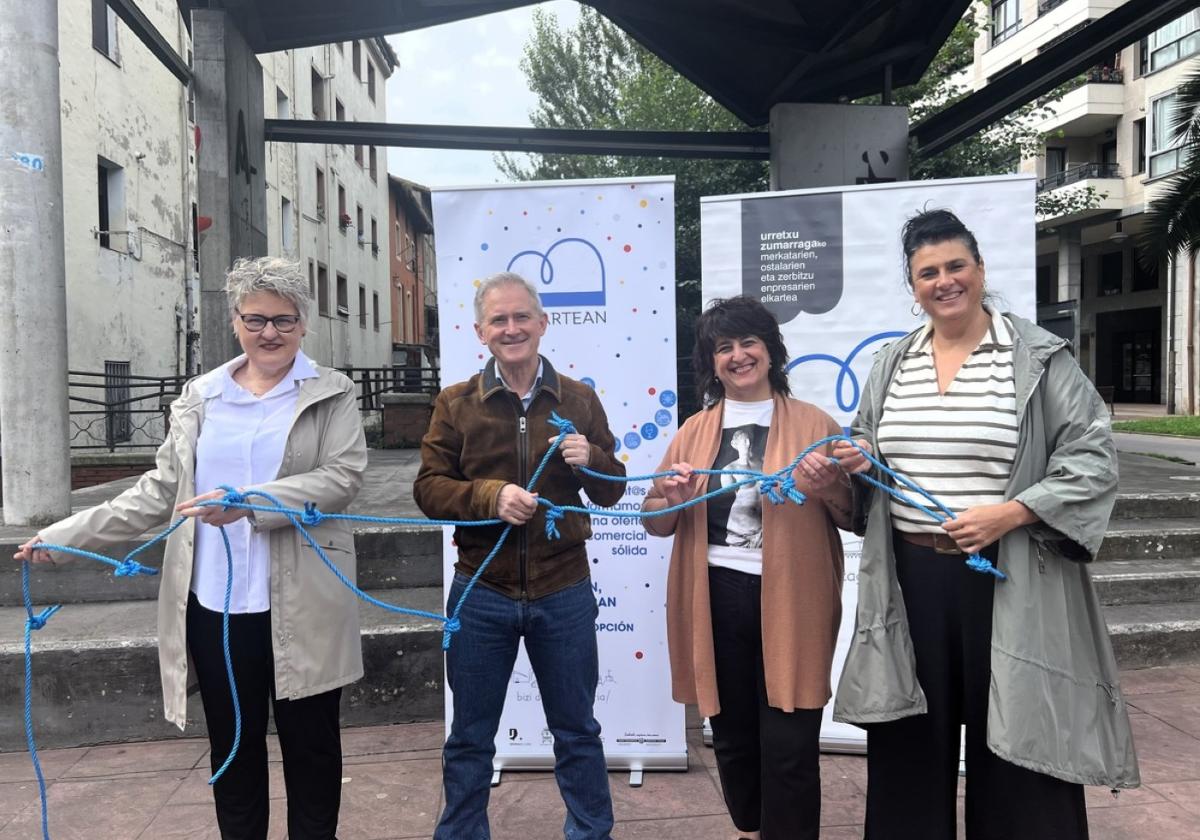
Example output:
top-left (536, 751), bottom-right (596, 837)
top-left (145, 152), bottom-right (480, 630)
top-left (190, 351), bottom-right (318, 613)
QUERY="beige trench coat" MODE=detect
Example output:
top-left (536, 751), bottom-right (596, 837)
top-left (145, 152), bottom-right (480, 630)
top-left (39, 362), bottom-right (368, 729)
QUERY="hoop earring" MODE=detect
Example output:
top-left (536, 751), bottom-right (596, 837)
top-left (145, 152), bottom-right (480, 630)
top-left (910, 302), bottom-right (923, 318)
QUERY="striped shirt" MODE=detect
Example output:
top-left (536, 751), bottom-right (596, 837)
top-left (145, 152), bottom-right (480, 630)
top-left (877, 307), bottom-right (1018, 535)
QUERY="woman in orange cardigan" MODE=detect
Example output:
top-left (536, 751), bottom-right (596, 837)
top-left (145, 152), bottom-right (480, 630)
top-left (642, 296), bottom-right (852, 840)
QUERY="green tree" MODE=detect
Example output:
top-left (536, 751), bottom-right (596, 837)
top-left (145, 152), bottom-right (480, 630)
top-left (1139, 61), bottom-right (1200, 263)
top-left (497, 7), bottom-right (769, 369)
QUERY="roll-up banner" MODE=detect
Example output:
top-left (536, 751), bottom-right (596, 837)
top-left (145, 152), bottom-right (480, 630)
top-left (700, 174), bottom-right (1037, 750)
top-left (430, 176), bottom-right (687, 777)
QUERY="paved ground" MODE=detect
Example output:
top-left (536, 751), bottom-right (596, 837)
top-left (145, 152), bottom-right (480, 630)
top-left (1114, 432), bottom-right (1200, 467)
top-left (0, 665), bottom-right (1197, 839)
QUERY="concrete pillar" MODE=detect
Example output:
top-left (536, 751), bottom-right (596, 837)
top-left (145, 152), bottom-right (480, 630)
top-left (769, 103), bottom-right (909, 191)
top-left (1056, 225), bottom-right (1082, 355)
top-left (193, 10), bottom-right (267, 371)
top-left (0, 0), bottom-right (72, 525)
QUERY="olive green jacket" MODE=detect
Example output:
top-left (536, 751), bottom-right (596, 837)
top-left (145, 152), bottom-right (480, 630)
top-left (39, 362), bottom-right (367, 730)
top-left (833, 312), bottom-right (1140, 789)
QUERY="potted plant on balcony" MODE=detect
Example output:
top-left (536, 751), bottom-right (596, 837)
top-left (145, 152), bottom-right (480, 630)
top-left (338, 212), bottom-right (352, 231)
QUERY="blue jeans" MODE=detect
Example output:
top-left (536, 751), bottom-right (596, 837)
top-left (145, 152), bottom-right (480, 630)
top-left (435, 574), bottom-right (613, 840)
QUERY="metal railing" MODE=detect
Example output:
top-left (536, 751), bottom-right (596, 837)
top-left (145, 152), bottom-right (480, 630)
top-left (68, 370), bottom-right (187, 451)
top-left (1037, 162), bottom-right (1120, 192)
top-left (1037, 0), bottom-right (1068, 15)
top-left (338, 365), bottom-right (440, 411)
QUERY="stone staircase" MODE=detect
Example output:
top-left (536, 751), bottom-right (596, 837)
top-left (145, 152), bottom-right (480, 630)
top-left (1, 491), bottom-right (1197, 751)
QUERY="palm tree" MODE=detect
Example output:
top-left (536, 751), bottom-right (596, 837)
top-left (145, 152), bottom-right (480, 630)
top-left (1138, 61), bottom-right (1200, 265)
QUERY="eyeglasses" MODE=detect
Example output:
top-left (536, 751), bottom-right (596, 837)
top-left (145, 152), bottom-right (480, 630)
top-left (236, 311), bottom-right (301, 333)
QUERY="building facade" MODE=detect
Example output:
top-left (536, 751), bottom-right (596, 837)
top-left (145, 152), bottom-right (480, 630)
top-left (972, 1), bottom-right (1199, 411)
top-left (58, 0), bottom-right (397, 445)
top-left (387, 176), bottom-right (437, 364)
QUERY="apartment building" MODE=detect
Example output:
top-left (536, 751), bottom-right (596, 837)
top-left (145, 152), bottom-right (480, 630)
top-left (58, 1), bottom-right (396, 452)
top-left (972, 1), bottom-right (1199, 411)
top-left (260, 39), bottom-right (398, 369)
top-left (387, 176), bottom-right (437, 360)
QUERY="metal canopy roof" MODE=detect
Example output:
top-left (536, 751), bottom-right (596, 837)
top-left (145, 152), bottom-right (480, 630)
top-left (178, 0), bottom-right (972, 126)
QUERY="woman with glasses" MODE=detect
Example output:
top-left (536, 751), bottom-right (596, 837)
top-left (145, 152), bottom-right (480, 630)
top-left (15, 257), bottom-right (368, 840)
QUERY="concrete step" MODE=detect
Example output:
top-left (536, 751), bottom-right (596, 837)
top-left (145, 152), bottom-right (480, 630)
top-left (1112, 493), bottom-right (1200, 520)
top-left (1091, 558), bottom-right (1200, 606)
top-left (0, 587), bottom-right (447, 751)
top-left (1097, 519), bottom-right (1200, 563)
top-left (0, 524), bottom-right (443, 609)
top-left (1107, 601), bottom-right (1200, 670)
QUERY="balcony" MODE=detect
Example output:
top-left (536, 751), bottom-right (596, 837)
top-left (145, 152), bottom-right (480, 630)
top-left (1035, 67), bottom-right (1125, 135)
top-left (1036, 162), bottom-right (1126, 226)
top-left (981, 0), bottom-right (1122, 80)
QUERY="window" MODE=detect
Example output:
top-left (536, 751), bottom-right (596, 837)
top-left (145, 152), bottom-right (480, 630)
top-left (311, 67), bottom-right (326, 119)
top-left (104, 360), bottom-right (132, 446)
top-left (1099, 252), bottom-right (1123, 297)
top-left (315, 165), bottom-right (326, 217)
top-left (990, 0), bottom-right (1020, 46)
top-left (369, 146), bottom-right (378, 181)
top-left (308, 259), bottom-right (316, 299)
top-left (338, 184), bottom-right (347, 219)
top-left (1147, 10), bottom-right (1200, 73)
top-left (1150, 93), bottom-right (1184, 178)
top-left (276, 87), bottom-right (291, 120)
top-left (354, 141), bottom-right (363, 167)
top-left (352, 41), bottom-right (362, 81)
top-left (1133, 119), bottom-right (1147, 175)
top-left (336, 273), bottom-right (349, 318)
top-left (281, 196), bottom-right (295, 252)
top-left (367, 62), bottom-right (377, 102)
top-left (359, 284), bottom-right (368, 328)
top-left (186, 50), bottom-right (195, 123)
top-left (1045, 147), bottom-right (1066, 177)
top-left (373, 291), bottom-right (380, 331)
top-left (191, 202), bottom-right (200, 271)
top-left (97, 157), bottom-right (124, 251)
top-left (356, 204), bottom-right (365, 242)
top-left (1036, 265), bottom-right (1054, 305)
top-left (370, 217), bottom-right (378, 253)
top-left (92, 0), bottom-right (119, 62)
top-left (335, 98), bottom-right (345, 123)
top-left (317, 263), bottom-right (330, 315)
top-left (1132, 250), bottom-right (1160, 292)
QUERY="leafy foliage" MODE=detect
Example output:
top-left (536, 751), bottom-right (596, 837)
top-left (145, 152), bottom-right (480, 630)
top-left (497, 7), bottom-right (768, 354)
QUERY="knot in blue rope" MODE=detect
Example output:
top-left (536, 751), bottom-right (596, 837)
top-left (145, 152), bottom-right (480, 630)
top-left (218, 485), bottom-right (247, 509)
top-left (115, 559), bottom-right (155, 577)
top-left (965, 554), bottom-right (1007, 580)
top-left (758, 476), bottom-right (787, 505)
top-left (300, 502), bottom-right (325, 527)
top-left (547, 411), bottom-right (576, 436)
top-left (26, 605), bottom-right (60, 631)
top-left (445, 616), bottom-right (461, 634)
top-left (777, 474), bottom-right (807, 505)
top-left (544, 505), bottom-right (565, 540)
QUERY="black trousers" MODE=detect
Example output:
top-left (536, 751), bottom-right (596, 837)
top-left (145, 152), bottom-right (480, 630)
top-left (863, 537), bottom-right (1089, 840)
top-left (187, 592), bottom-right (344, 840)
top-left (708, 565), bottom-right (823, 840)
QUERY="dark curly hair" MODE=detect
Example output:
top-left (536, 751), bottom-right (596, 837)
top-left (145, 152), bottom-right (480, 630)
top-left (692, 295), bottom-right (791, 408)
top-left (900, 208), bottom-right (983, 288)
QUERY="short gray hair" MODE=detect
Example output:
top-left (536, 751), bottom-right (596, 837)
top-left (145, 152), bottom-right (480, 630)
top-left (473, 271), bottom-right (544, 322)
top-left (225, 256), bottom-right (311, 320)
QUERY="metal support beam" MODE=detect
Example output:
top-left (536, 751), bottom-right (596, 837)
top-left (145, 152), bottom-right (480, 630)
top-left (264, 120), bottom-right (771, 160)
top-left (107, 0), bottom-right (191, 85)
top-left (913, 0), bottom-right (1200, 157)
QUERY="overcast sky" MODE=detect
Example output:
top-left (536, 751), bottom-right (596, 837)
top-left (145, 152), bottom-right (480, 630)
top-left (384, 2), bottom-right (580, 189)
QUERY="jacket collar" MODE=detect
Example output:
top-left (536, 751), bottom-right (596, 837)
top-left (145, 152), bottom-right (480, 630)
top-left (173, 353), bottom-right (343, 421)
top-left (479, 354), bottom-right (562, 404)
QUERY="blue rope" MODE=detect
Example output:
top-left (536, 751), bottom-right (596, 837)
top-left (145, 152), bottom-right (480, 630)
top-left (18, 415), bottom-right (1004, 837)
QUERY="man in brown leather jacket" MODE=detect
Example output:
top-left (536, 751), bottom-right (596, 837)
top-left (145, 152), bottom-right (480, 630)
top-left (415, 271), bottom-right (624, 840)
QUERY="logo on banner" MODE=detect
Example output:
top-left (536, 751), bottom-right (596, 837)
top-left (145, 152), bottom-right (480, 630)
top-left (741, 193), bottom-right (844, 324)
top-left (508, 237), bottom-right (606, 309)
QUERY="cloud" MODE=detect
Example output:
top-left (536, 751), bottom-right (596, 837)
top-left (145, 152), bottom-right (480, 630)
top-left (383, 2), bottom-right (579, 187)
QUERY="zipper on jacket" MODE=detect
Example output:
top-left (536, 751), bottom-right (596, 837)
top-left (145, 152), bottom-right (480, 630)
top-left (517, 408), bottom-right (529, 600)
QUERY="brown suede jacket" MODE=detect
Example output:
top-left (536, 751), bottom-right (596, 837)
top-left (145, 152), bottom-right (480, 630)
top-left (414, 356), bottom-right (625, 599)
